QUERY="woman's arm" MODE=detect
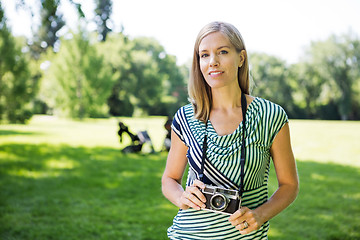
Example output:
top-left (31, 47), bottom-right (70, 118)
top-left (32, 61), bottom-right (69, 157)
top-left (229, 122), bottom-right (299, 234)
top-left (161, 130), bottom-right (206, 210)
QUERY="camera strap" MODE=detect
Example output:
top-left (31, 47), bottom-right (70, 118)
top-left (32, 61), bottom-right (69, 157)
top-left (199, 92), bottom-right (247, 199)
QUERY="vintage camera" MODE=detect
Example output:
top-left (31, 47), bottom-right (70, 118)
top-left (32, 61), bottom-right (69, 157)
top-left (201, 184), bottom-right (241, 215)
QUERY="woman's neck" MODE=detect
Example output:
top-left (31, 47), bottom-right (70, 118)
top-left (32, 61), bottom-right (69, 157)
top-left (211, 84), bottom-right (243, 111)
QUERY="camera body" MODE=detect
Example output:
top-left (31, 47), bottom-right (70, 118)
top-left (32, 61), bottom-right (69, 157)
top-left (201, 184), bottom-right (241, 215)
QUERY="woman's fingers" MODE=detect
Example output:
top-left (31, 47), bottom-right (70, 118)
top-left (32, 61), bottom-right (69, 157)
top-left (229, 207), bottom-right (248, 224)
top-left (180, 192), bottom-right (199, 210)
top-left (229, 207), bottom-right (262, 234)
top-left (180, 180), bottom-right (207, 210)
top-left (192, 179), bottom-right (206, 189)
top-left (190, 180), bottom-right (207, 202)
top-left (183, 191), bottom-right (205, 210)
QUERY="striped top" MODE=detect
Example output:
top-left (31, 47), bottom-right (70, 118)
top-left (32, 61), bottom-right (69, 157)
top-left (168, 97), bottom-right (288, 240)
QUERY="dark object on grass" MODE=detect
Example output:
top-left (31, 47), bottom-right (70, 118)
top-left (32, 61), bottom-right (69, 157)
top-left (117, 122), bottom-right (154, 153)
top-left (163, 116), bottom-right (172, 151)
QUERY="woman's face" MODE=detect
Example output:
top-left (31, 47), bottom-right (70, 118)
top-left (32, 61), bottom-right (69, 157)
top-left (198, 32), bottom-right (244, 90)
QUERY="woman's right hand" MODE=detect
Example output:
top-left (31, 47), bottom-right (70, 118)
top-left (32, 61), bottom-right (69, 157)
top-left (179, 179), bottom-right (207, 210)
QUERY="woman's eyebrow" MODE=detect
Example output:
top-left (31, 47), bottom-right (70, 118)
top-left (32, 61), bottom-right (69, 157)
top-left (199, 46), bottom-right (231, 53)
top-left (218, 45), bottom-right (231, 49)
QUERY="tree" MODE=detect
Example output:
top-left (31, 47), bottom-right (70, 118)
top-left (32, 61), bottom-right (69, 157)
top-left (0, 3), bottom-right (34, 123)
top-left (43, 30), bottom-right (115, 118)
top-left (101, 34), bottom-right (187, 116)
top-left (94, 0), bottom-right (112, 41)
top-left (288, 62), bottom-right (325, 119)
top-left (305, 33), bottom-right (360, 120)
top-left (30, 0), bottom-right (65, 58)
top-left (97, 33), bottom-right (135, 116)
top-left (131, 37), bottom-right (187, 115)
top-left (249, 53), bottom-right (296, 117)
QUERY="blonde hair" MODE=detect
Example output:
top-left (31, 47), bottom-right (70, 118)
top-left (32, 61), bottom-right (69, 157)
top-left (188, 21), bottom-right (250, 122)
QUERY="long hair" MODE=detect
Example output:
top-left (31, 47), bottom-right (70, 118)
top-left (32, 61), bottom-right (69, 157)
top-left (188, 21), bottom-right (250, 122)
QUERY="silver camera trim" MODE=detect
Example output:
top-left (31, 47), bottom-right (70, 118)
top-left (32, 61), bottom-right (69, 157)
top-left (202, 184), bottom-right (241, 215)
top-left (210, 193), bottom-right (229, 211)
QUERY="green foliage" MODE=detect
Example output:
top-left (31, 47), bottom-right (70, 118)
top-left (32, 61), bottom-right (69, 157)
top-left (0, 8), bottom-right (35, 123)
top-left (94, 0), bottom-right (113, 41)
top-left (44, 30), bottom-right (115, 118)
top-left (131, 37), bottom-right (188, 116)
top-left (288, 62), bottom-right (326, 118)
top-left (67, 0), bottom-right (85, 18)
top-left (30, 0), bottom-right (65, 58)
top-left (250, 53), bottom-right (295, 115)
top-left (303, 33), bottom-right (360, 120)
top-left (3, 1), bottom-right (360, 120)
top-left (99, 34), bottom-right (188, 117)
top-left (249, 31), bottom-right (360, 120)
top-left (96, 33), bottom-right (136, 116)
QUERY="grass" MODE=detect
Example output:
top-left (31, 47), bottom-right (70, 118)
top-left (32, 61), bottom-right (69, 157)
top-left (0, 116), bottom-right (359, 239)
top-left (289, 120), bottom-right (360, 167)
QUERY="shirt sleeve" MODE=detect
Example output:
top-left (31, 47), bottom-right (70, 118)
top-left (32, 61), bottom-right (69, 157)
top-left (171, 106), bottom-right (186, 143)
top-left (267, 102), bottom-right (289, 146)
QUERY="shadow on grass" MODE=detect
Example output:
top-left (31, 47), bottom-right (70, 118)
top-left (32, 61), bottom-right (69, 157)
top-left (0, 130), bottom-right (43, 136)
top-left (0, 143), bottom-right (176, 240)
top-left (0, 144), bottom-right (359, 240)
top-left (268, 160), bottom-right (360, 240)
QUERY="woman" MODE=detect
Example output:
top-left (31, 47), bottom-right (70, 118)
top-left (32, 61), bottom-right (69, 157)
top-left (161, 21), bottom-right (299, 239)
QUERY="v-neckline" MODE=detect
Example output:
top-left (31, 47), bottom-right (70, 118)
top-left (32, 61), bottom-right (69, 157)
top-left (207, 97), bottom-right (258, 137)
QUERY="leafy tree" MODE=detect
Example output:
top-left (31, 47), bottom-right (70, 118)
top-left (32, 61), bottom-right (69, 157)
top-left (288, 62), bottom-right (325, 118)
top-left (29, 0), bottom-right (65, 58)
top-left (43, 30), bottom-right (115, 118)
top-left (130, 38), bottom-right (164, 114)
top-left (156, 53), bottom-right (189, 116)
top-left (101, 34), bottom-right (187, 116)
top-left (305, 33), bottom-right (360, 120)
top-left (97, 33), bottom-right (135, 116)
top-left (250, 53), bottom-right (296, 117)
top-left (0, 4), bottom-right (34, 123)
top-left (131, 37), bottom-right (187, 115)
top-left (94, 0), bottom-right (112, 41)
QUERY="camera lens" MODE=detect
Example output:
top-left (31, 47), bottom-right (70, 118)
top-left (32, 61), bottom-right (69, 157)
top-left (210, 194), bottom-right (228, 211)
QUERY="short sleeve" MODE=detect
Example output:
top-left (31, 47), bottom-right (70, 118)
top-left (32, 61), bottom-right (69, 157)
top-left (171, 107), bottom-right (186, 143)
top-left (268, 103), bottom-right (289, 145)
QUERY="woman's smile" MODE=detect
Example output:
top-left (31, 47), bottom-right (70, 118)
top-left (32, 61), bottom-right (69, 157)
top-left (209, 70), bottom-right (224, 77)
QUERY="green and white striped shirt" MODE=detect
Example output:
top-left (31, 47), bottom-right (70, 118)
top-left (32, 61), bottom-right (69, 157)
top-left (168, 97), bottom-right (288, 240)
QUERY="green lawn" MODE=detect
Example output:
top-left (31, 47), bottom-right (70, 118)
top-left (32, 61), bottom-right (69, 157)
top-left (0, 116), bottom-right (359, 240)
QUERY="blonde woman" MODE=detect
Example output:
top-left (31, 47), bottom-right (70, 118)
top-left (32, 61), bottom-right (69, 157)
top-left (162, 21), bottom-right (299, 239)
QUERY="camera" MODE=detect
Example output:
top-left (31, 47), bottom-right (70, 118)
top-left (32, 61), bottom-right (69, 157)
top-left (201, 184), bottom-right (241, 215)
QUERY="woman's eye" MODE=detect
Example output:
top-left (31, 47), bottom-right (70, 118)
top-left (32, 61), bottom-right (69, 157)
top-left (201, 53), bottom-right (209, 58)
top-left (220, 50), bottom-right (228, 54)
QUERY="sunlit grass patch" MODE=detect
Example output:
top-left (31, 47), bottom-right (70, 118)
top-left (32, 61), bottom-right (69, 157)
top-left (45, 157), bottom-right (77, 169)
top-left (0, 116), bottom-right (359, 239)
top-left (289, 120), bottom-right (360, 167)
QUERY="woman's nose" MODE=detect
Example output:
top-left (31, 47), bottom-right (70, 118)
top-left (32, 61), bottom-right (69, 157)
top-left (209, 55), bottom-right (219, 67)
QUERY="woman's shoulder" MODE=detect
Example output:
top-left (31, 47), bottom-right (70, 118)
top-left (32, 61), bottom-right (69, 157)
top-left (173, 103), bottom-right (196, 123)
top-left (249, 96), bottom-right (288, 120)
top-left (251, 96), bottom-right (285, 111)
top-left (175, 103), bottom-right (194, 116)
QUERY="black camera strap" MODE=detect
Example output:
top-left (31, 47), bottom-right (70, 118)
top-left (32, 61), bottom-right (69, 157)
top-left (199, 92), bottom-right (247, 199)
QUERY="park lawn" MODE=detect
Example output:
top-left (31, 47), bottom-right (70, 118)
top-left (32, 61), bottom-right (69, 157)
top-left (0, 115), bottom-right (359, 240)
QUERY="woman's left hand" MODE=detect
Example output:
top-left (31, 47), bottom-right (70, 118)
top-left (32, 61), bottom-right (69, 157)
top-left (228, 207), bottom-right (264, 235)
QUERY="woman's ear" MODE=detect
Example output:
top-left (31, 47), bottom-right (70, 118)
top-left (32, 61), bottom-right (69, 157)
top-left (238, 50), bottom-right (246, 67)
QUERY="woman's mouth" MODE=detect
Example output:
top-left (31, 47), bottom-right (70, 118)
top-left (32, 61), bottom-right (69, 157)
top-left (209, 71), bottom-right (223, 77)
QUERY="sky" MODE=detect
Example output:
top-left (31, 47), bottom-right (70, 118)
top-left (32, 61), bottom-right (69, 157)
top-left (3, 0), bottom-right (360, 65)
